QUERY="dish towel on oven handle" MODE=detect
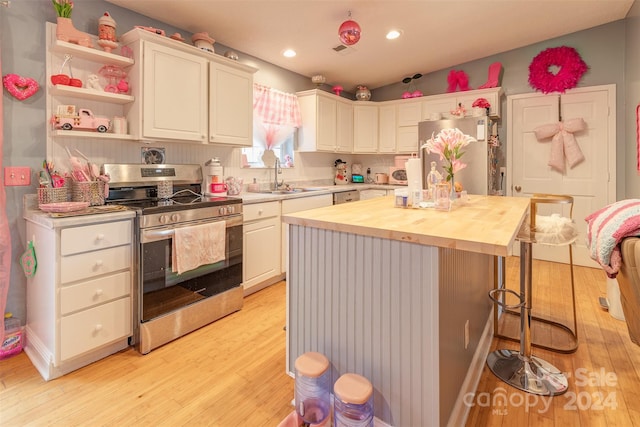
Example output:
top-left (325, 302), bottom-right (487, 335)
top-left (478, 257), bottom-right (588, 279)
top-left (172, 221), bottom-right (226, 275)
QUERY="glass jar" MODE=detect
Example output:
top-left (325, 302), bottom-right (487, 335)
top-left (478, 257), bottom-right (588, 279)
top-left (333, 373), bottom-right (374, 427)
top-left (295, 352), bottom-right (331, 425)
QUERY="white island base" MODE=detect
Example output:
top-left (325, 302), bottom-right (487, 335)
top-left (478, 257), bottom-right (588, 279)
top-left (287, 225), bottom-right (496, 426)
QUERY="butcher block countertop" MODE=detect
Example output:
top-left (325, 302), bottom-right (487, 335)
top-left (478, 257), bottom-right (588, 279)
top-left (282, 195), bottom-right (530, 257)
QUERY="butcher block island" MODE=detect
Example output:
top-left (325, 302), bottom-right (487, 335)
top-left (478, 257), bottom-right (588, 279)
top-left (282, 195), bottom-right (529, 426)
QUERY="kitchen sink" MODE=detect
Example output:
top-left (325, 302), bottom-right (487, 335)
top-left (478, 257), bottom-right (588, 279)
top-left (256, 188), bottom-right (322, 194)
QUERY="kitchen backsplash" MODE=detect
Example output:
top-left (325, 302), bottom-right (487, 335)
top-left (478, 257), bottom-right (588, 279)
top-left (50, 138), bottom-right (404, 190)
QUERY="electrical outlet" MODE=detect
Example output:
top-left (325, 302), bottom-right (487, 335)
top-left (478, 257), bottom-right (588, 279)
top-left (4, 167), bottom-right (31, 186)
top-left (464, 320), bottom-right (470, 349)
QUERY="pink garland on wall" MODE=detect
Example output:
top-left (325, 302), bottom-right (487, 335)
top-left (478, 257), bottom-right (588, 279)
top-left (637, 104), bottom-right (640, 173)
top-left (528, 46), bottom-right (588, 94)
top-left (0, 52), bottom-right (10, 342)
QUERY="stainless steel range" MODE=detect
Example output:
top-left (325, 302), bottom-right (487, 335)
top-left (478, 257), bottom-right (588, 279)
top-left (103, 164), bottom-right (243, 354)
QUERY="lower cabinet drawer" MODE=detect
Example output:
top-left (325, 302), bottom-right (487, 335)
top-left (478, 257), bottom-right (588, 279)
top-left (60, 245), bottom-right (131, 284)
top-left (60, 297), bottom-right (132, 361)
top-left (60, 271), bottom-right (131, 315)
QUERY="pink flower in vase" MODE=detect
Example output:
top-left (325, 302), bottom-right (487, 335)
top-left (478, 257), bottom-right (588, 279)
top-left (332, 85), bottom-right (343, 96)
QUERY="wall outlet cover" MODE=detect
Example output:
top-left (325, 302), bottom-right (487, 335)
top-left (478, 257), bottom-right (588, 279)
top-left (4, 167), bottom-right (31, 186)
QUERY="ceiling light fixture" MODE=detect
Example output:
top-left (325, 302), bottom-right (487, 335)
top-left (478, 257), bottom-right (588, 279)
top-left (386, 30), bottom-right (401, 40)
top-left (338, 10), bottom-right (361, 46)
top-left (283, 49), bottom-right (296, 58)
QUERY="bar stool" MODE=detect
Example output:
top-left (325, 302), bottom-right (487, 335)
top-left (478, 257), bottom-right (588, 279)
top-left (487, 194), bottom-right (577, 395)
top-left (493, 194), bottom-right (579, 354)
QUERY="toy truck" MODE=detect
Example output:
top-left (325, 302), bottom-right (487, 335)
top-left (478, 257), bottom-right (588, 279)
top-left (52, 105), bottom-right (111, 133)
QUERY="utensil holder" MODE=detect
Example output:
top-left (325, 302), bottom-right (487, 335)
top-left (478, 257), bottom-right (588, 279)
top-left (72, 181), bottom-right (105, 206)
top-left (38, 187), bottom-right (69, 206)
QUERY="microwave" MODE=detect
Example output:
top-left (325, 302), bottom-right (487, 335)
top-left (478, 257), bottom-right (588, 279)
top-left (389, 167), bottom-right (407, 185)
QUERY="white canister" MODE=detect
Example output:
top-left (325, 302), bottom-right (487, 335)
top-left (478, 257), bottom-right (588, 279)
top-left (204, 158), bottom-right (225, 196)
top-left (113, 116), bottom-right (127, 134)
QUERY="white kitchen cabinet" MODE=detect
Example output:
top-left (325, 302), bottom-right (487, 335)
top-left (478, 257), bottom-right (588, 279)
top-left (208, 61), bottom-right (254, 146)
top-left (280, 194), bottom-right (333, 272)
top-left (378, 104), bottom-right (397, 153)
top-left (297, 90), bottom-right (353, 153)
top-left (421, 95), bottom-right (458, 121)
top-left (421, 87), bottom-right (503, 120)
top-left (121, 28), bottom-right (256, 145)
top-left (353, 103), bottom-right (379, 153)
top-left (24, 213), bottom-right (135, 381)
top-left (124, 37), bottom-right (208, 142)
top-left (397, 126), bottom-right (420, 153)
top-left (243, 201), bottom-right (282, 295)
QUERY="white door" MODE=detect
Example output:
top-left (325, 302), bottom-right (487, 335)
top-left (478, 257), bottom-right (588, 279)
top-left (507, 85), bottom-right (616, 267)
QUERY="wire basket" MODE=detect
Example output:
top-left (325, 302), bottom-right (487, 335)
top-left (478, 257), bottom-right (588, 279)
top-left (38, 187), bottom-right (69, 206)
top-left (71, 181), bottom-right (105, 206)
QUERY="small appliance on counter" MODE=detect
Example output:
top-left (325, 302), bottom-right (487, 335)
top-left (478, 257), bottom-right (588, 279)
top-left (204, 157), bottom-right (227, 196)
top-left (351, 163), bottom-right (364, 183)
top-left (374, 173), bottom-right (389, 184)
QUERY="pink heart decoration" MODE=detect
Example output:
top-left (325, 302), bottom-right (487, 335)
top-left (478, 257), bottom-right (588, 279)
top-left (3, 73), bottom-right (40, 100)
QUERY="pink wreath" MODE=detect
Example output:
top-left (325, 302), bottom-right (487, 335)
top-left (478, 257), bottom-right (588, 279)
top-left (528, 46), bottom-right (588, 94)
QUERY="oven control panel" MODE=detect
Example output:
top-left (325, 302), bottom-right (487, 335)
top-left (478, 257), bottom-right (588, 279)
top-left (139, 203), bottom-right (242, 228)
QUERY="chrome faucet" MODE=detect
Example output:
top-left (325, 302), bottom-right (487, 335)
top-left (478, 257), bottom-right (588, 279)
top-left (273, 158), bottom-right (284, 190)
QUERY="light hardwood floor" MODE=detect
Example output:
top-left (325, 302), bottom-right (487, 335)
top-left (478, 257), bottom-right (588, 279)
top-left (1, 258), bottom-right (640, 426)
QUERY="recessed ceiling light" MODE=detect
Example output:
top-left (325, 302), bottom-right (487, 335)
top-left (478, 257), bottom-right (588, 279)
top-left (386, 30), bottom-right (402, 40)
top-left (283, 49), bottom-right (296, 58)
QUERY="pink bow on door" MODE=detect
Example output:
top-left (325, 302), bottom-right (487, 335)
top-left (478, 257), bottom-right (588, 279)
top-left (534, 118), bottom-right (586, 173)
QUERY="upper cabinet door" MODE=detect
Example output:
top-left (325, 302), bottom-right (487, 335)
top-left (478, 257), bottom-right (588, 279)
top-left (142, 42), bottom-right (208, 142)
top-left (336, 100), bottom-right (354, 153)
top-left (209, 62), bottom-right (253, 146)
top-left (353, 104), bottom-right (378, 153)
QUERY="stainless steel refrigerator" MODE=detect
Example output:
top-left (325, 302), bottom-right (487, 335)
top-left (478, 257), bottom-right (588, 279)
top-left (418, 116), bottom-right (491, 195)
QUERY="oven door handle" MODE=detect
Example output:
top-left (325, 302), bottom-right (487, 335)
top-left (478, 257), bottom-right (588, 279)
top-left (141, 215), bottom-right (242, 243)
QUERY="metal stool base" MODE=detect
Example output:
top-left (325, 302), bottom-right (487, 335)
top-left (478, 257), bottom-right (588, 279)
top-left (487, 349), bottom-right (568, 396)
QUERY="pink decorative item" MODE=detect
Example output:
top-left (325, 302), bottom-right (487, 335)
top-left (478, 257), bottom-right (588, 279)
top-left (50, 74), bottom-right (70, 85)
top-left (528, 46), bottom-right (588, 94)
top-left (135, 26), bottom-right (165, 36)
top-left (97, 12), bottom-right (118, 53)
top-left (456, 70), bottom-right (470, 91)
top-left (411, 90), bottom-right (423, 98)
top-left (56, 17), bottom-right (93, 47)
top-left (192, 32), bottom-right (215, 53)
top-left (338, 11), bottom-right (361, 46)
top-left (402, 91), bottom-right (412, 99)
top-left (534, 118), bottom-right (586, 173)
top-left (446, 70), bottom-right (457, 93)
top-left (99, 65), bottom-right (128, 94)
top-left (450, 102), bottom-right (466, 117)
top-left (2, 74), bottom-right (39, 100)
top-left (446, 70), bottom-right (471, 92)
top-left (332, 85), bottom-right (343, 96)
top-left (637, 104), bottom-right (640, 172)
top-left (472, 98), bottom-right (491, 109)
top-left (479, 61), bottom-right (502, 89)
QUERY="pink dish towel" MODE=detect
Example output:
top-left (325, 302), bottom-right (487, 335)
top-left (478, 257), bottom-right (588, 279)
top-left (172, 221), bottom-right (226, 275)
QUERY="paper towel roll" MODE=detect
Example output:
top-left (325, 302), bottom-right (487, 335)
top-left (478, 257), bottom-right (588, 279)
top-left (406, 158), bottom-right (423, 191)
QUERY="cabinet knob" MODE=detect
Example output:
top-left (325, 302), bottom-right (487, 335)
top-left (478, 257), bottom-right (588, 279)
top-left (95, 324), bottom-right (103, 332)
top-left (95, 289), bottom-right (103, 296)
top-left (514, 185), bottom-right (522, 192)
top-left (96, 234), bottom-right (105, 240)
top-left (95, 260), bottom-right (103, 267)
top-left (258, 209), bottom-right (263, 215)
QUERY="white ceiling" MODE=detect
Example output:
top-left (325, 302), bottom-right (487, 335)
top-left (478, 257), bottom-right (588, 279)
top-left (106, 0), bottom-right (634, 91)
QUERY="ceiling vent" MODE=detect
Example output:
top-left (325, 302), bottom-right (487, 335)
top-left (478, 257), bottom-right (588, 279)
top-left (333, 44), bottom-right (356, 56)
